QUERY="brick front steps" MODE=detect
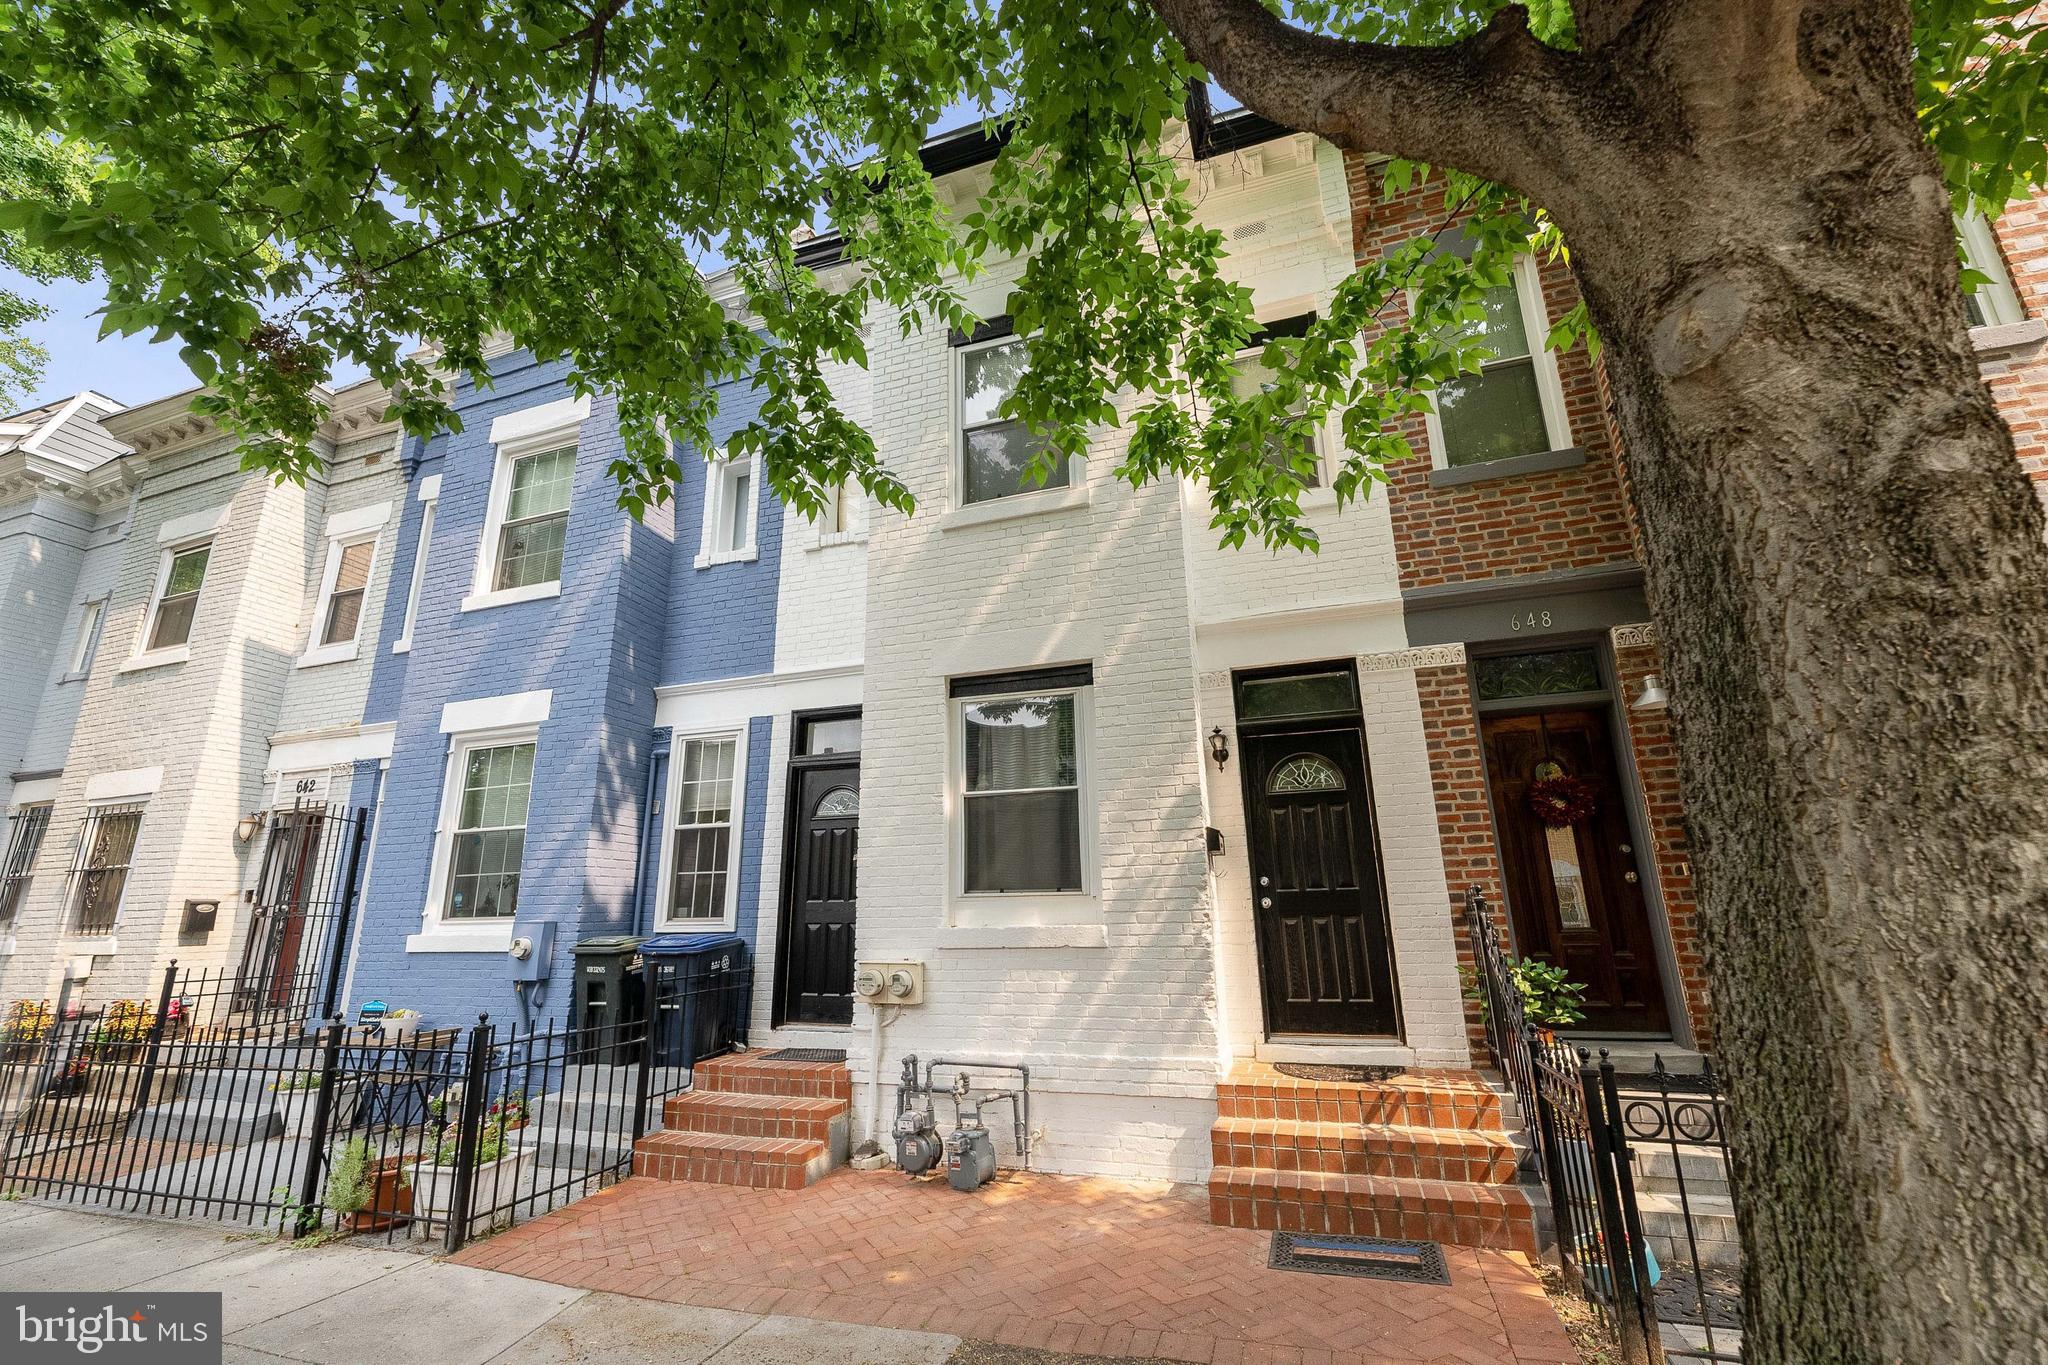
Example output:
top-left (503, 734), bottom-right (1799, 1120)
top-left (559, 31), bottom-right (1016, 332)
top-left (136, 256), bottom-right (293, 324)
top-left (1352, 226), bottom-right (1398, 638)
top-left (631, 1051), bottom-right (852, 1190)
top-left (1207, 1062), bottom-right (1541, 1253)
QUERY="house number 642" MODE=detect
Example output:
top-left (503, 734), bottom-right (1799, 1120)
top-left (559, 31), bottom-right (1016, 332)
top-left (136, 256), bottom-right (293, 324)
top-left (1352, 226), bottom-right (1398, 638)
top-left (1509, 610), bottom-right (1554, 631)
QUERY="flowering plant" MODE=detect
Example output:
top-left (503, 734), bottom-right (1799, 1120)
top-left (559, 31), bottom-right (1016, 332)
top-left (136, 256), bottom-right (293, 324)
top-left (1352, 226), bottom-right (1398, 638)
top-left (2, 1000), bottom-right (53, 1044)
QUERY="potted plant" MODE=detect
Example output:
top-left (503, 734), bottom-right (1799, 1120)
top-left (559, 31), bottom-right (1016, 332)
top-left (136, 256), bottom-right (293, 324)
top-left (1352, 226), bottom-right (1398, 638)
top-left (380, 1008), bottom-right (424, 1043)
top-left (1462, 957), bottom-right (1589, 1036)
top-left (404, 1091), bottom-right (533, 1238)
top-left (83, 999), bottom-right (152, 1061)
top-left (270, 1070), bottom-right (361, 1140)
top-left (0, 1001), bottom-right (52, 1061)
top-left (325, 1136), bottom-right (411, 1233)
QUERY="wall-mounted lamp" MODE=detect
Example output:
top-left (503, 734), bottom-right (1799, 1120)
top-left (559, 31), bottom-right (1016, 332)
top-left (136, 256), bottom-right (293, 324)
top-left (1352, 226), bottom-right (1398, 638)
top-left (1632, 675), bottom-right (1670, 711)
top-left (1208, 726), bottom-right (1231, 769)
top-left (234, 811), bottom-right (268, 843)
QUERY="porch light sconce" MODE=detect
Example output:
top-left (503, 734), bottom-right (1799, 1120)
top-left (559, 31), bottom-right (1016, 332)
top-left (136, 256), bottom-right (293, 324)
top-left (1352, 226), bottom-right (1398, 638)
top-left (234, 811), bottom-right (268, 843)
top-left (1633, 675), bottom-right (1671, 711)
top-left (1208, 727), bottom-right (1231, 769)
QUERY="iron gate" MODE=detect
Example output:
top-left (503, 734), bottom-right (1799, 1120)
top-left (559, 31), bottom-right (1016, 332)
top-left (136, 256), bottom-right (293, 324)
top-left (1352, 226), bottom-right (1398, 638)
top-left (232, 803), bottom-right (368, 1023)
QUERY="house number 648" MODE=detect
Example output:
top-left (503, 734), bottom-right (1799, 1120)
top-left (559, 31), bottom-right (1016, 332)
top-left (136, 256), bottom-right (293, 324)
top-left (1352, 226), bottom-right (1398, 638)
top-left (1510, 610), bottom-right (1554, 631)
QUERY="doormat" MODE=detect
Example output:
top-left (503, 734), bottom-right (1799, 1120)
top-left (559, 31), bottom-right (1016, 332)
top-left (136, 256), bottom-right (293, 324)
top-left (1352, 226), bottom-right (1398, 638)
top-left (762, 1047), bottom-right (847, 1064)
top-left (1268, 1232), bottom-right (1451, 1285)
top-left (1273, 1062), bottom-right (1405, 1084)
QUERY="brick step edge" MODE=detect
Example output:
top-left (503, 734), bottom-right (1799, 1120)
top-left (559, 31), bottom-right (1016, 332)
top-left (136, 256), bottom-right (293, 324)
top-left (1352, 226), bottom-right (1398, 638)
top-left (1208, 1167), bottom-right (1540, 1254)
top-left (663, 1091), bottom-right (848, 1141)
top-left (1211, 1116), bottom-right (1526, 1184)
top-left (1217, 1079), bottom-right (1507, 1132)
top-left (692, 1052), bottom-right (853, 1101)
top-left (632, 1131), bottom-right (833, 1190)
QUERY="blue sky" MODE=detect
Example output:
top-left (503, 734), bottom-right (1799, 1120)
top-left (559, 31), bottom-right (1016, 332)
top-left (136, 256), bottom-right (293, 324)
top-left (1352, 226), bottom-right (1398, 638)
top-left (11, 271), bottom-right (205, 410)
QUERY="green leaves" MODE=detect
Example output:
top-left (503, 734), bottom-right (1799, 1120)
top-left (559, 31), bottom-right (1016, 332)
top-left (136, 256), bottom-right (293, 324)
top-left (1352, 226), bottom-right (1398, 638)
top-left (0, 1), bottom-right (2032, 541)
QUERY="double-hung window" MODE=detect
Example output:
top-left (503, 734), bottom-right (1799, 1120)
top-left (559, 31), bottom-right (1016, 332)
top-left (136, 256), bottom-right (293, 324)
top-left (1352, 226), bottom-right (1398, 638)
top-left (1423, 232), bottom-right (1571, 470)
top-left (493, 445), bottom-right (574, 591)
top-left (951, 665), bottom-right (1093, 902)
top-left (697, 454), bottom-right (759, 565)
top-left (1234, 315), bottom-right (1323, 488)
top-left (0, 803), bottom-right (52, 926)
top-left (957, 332), bottom-right (1068, 505)
top-left (301, 502), bottom-right (389, 666)
top-left (1958, 211), bottom-right (2026, 329)
top-left (69, 802), bottom-right (144, 936)
top-left (146, 543), bottom-right (211, 652)
top-left (320, 542), bottom-right (375, 646)
top-left (65, 599), bottom-right (105, 679)
top-left (667, 735), bottom-right (741, 925)
top-left (444, 741), bottom-right (535, 921)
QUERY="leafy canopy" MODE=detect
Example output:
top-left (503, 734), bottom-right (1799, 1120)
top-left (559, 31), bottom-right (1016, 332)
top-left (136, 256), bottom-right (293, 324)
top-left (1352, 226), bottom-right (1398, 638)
top-left (0, 1), bottom-right (2037, 547)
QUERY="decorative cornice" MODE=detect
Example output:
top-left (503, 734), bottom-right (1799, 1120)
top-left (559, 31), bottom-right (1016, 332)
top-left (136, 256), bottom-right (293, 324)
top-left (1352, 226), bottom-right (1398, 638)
top-left (1358, 643), bottom-right (1467, 674)
top-left (1610, 622), bottom-right (1658, 651)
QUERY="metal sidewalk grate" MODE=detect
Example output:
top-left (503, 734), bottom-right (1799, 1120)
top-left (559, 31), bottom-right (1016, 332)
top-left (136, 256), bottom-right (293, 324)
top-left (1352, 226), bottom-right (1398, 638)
top-left (761, 1047), bottom-right (847, 1063)
top-left (1268, 1233), bottom-right (1452, 1284)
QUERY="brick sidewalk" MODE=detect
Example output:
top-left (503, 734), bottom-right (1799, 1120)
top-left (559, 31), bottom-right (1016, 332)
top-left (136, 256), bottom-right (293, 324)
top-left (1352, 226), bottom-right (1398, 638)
top-left (453, 1169), bottom-right (1575, 1364)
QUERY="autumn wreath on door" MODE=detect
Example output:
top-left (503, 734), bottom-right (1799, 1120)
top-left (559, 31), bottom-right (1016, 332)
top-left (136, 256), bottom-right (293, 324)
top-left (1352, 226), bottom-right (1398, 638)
top-left (1527, 759), bottom-right (1598, 828)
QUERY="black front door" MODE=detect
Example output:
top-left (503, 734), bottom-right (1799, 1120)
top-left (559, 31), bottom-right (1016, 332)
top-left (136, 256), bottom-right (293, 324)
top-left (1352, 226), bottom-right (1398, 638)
top-left (776, 760), bottom-right (859, 1025)
top-left (1243, 727), bottom-right (1399, 1036)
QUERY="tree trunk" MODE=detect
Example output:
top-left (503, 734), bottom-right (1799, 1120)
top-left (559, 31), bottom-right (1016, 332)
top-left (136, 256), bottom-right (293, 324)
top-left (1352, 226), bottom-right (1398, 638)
top-left (1156, 3), bottom-right (2048, 1362)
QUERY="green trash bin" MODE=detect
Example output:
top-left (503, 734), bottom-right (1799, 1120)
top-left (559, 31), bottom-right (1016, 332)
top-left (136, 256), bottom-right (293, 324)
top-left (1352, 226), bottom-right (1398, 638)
top-left (570, 935), bottom-right (646, 1064)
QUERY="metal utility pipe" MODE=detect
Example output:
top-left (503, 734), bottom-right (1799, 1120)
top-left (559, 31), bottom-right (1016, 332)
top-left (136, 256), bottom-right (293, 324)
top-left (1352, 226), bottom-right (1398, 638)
top-left (924, 1057), bottom-right (1031, 1169)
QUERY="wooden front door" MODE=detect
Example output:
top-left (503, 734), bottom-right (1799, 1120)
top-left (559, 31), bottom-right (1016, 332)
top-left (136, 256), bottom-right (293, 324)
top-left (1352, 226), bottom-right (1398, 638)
top-left (775, 760), bottom-right (859, 1025)
top-left (1243, 727), bottom-right (1400, 1036)
top-left (1481, 707), bottom-right (1670, 1034)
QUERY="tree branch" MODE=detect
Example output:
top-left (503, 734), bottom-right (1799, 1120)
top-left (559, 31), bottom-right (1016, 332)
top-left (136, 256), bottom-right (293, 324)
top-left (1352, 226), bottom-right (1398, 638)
top-left (1150, 0), bottom-right (1586, 193)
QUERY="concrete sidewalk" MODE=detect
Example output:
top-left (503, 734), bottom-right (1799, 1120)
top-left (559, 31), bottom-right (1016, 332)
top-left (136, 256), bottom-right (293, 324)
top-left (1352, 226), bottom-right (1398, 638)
top-left (0, 1199), bottom-right (964, 1364)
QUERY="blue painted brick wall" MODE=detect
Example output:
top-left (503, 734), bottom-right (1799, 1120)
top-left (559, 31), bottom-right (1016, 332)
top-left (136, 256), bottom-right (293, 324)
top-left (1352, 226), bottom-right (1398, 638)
top-left (663, 375), bottom-right (782, 684)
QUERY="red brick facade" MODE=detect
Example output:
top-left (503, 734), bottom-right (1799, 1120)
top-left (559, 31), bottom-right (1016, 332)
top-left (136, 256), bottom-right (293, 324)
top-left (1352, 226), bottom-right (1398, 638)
top-left (1354, 162), bottom-right (2048, 1058)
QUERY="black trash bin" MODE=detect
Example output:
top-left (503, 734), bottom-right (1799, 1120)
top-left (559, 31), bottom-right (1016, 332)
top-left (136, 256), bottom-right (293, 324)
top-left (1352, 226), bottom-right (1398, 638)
top-left (640, 933), bottom-right (749, 1068)
top-left (570, 935), bottom-right (647, 1064)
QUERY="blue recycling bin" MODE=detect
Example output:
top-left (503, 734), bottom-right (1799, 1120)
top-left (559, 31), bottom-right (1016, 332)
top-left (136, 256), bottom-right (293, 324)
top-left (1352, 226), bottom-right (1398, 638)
top-left (640, 933), bottom-right (750, 1068)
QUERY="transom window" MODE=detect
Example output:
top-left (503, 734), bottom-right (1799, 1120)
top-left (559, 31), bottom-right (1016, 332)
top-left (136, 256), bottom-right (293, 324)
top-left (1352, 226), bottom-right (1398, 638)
top-left (446, 742), bottom-right (534, 920)
top-left (70, 802), bottom-right (143, 935)
top-left (1234, 669), bottom-right (1359, 723)
top-left (669, 736), bottom-right (739, 922)
top-left (320, 540), bottom-right (376, 646)
top-left (799, 713), bottom-right (861, 756)
top-left (494, 445), bottom-right (574, 591)
top-left (1473, 648), bottom-right (1604, 701)
top-left (148, 544), bottom-right (211, 651)
top-left (959, 335), bottom-right (1067, 505)
top-left (957, 683), bottom-right (1084, 895)
top-left (0, 803), bottom-right (52, 926)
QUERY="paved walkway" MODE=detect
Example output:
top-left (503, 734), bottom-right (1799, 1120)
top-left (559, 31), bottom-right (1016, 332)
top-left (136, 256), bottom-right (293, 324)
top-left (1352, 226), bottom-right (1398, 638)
top-left (0, 1199), bottom-right (959, 1364)
top-left (454, 1170), bottom-right (1575, 1364)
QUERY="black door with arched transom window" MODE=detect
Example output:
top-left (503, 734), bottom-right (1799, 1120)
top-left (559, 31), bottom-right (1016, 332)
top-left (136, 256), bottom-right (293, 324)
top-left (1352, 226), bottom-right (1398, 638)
top-left (1237, 668), bottom-right (1400, 1037)
top-left (774, 711), bottom-right (861, 1026)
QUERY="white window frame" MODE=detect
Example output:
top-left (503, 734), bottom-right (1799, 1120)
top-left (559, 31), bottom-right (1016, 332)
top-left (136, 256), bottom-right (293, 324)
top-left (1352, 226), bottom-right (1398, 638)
top-left (392, 474), bottom-right (441, 653)
top-left (412, 719), bottom-right (544, 953)
top-left (298, 503), bottom-right (390, 669)
top-left (695, 450), bottom-right (761, 567)
top-left (463, 395), bottom-right (589, 613)
top-left (123, 535), bottom-right (215, 672)
top-left (946, 679), bottom-right (1100, 928)
top-left (1233, 335), bottom-right (1333, 498)
top-left (1959, 210), bottom-right (2026, 329)
top-left (656, 726), bottom-right (748, 931)
top-left (1419, 253), bottom-right (1573, 472)
top-left (947, 333), bottom-right (1087, 525)
top-left (812, 478), bottom-right (869, 550)
top-left (63, 596), bottom-right (107, 681)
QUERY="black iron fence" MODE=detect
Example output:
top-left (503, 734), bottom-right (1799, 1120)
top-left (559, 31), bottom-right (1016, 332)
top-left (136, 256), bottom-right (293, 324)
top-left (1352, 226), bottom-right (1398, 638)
top-left (0, 955), bottom-right (749, 1252)
top-left (1465, 888), bottom-right (1742, 1364)
top-left (233, 803), bottom-right (369, 1024)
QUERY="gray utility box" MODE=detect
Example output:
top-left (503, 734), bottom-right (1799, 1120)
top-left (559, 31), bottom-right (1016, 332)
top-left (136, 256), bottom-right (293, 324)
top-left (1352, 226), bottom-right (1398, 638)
top-left (571, 935), bottom-right (646, 1065)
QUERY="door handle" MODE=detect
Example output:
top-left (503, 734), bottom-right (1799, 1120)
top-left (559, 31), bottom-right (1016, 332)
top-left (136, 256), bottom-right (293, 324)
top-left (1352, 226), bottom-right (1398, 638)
top-left (1259, 896), bottom-right (1273, 909)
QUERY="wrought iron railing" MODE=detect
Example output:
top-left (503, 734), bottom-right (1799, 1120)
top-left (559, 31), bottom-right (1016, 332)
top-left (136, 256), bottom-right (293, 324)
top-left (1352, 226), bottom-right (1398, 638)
top-left (0, 802), bottom-right (52, 926)
top-left (67, 802), bottom-right (144, 935)
top-left (232, 803), bottom-right (369, 1022)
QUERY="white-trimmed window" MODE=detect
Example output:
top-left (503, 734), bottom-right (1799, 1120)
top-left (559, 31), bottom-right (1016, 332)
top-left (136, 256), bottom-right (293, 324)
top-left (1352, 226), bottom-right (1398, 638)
top-left (826, 479), bottom-right (867, 538)
top-left (143, 542), bottom-right (212, 652)
top-left (0, 802), bottom-right (53, 926)
top-left (664, 733), bottom-right (743, 926)
top-left (493, 445), bottom-right (574, 591)
top-left (1959, 211), bottom-right (2026, 328)
top-left (697, 453), bottom-right (759, 565)
top-left (393, 474), bottom-right (440, 653)
top-left (957, 333), bottom-right (1069, 505)
top-left (416, 690), bottom-right (550, 949)
top-left (65, 598), bottom-right (106, 679)
top-left (1234, 316), bottom-right (1325, 489)
top-left (300, 504), bottom-right (388, 667)
top-left (949, 665), bottom-right (1095, 917)
top-left (1421, 239), bottom-right (1571, 470)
